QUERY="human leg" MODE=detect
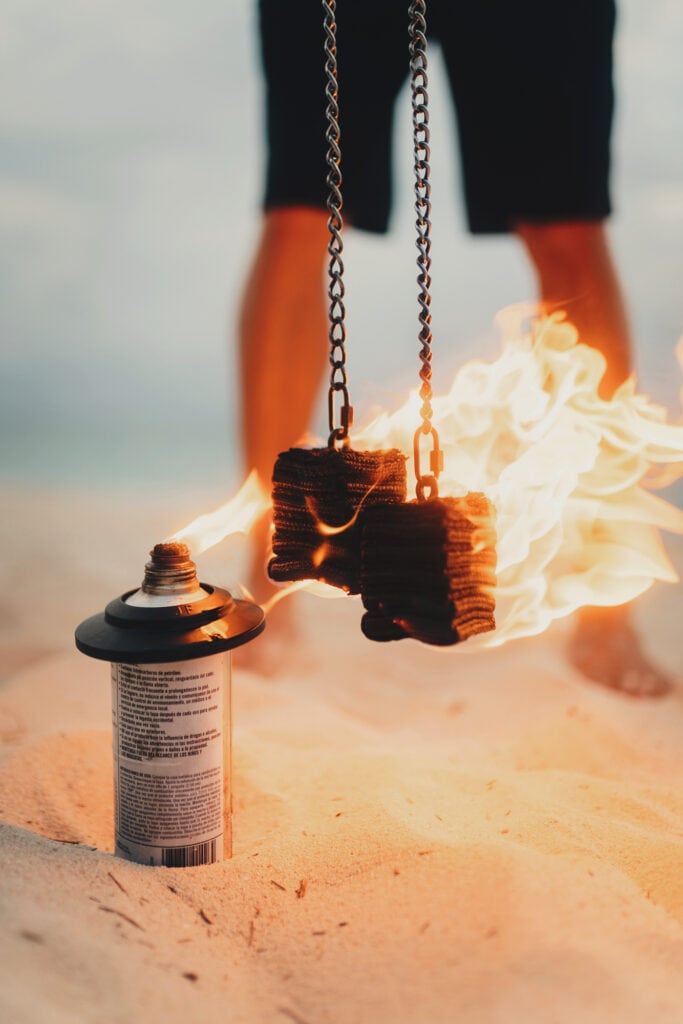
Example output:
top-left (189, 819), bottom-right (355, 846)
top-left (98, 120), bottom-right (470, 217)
top-left (238, 206), bottom-right (329, 601)
top-left (514, 219), bottom-right (671, 695)
top-left (515, 220), bottom-right (631, 397)
top-left (435, 0), bottom-right (668, 694)
top-left (249, 2), bottom-right (408, 603)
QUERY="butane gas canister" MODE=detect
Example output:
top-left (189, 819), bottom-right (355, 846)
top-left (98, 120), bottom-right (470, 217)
top-left (75, 542), bottom-right (264, 866)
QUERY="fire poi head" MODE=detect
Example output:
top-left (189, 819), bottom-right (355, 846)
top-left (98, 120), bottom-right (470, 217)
top-left (75, 542), bottom-right (264, 867)
top-left (268, 1), bottom-right (497, 641)
top-left (268, 0), bottom-right (408, 593)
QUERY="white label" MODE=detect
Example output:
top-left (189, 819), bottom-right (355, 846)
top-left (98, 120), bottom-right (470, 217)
top-left (111, 653), bottom-right (228, 866)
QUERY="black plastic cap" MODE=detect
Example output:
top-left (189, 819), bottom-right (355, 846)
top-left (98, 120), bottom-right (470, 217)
top-left (75, 584), bottom-right (265, 664)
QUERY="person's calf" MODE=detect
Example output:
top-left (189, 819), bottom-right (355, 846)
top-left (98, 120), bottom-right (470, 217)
top-left (515, 219), bottom-right (632, 396)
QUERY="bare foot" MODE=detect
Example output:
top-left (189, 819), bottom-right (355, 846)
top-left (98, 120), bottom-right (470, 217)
top-left (569, 605), bottom-right (673, 697)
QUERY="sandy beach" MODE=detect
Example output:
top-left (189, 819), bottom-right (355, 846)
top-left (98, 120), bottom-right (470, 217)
top-left (1, 485), bottom-right (682, 1023)
top-left (2, 1), bottom-right (682, 1019)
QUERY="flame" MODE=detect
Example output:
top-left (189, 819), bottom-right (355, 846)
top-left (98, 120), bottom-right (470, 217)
top-left (305, 475), bottom-right (384, 537)
top-left (257, 578), bottom-right (343, 616)
top-left (168, 469), bottom-right (269, 555)
top-left (171, 310), bottom-right (683, 648)
top-left (355, 309), bottom-right (683, 645)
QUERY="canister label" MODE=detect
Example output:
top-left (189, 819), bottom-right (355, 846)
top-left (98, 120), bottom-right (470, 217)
top-left (111, 653), bottom-right (228, 866)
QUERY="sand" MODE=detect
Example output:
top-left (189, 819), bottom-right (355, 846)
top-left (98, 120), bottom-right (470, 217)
top-left (1, 486), bottom-right (683, 1024)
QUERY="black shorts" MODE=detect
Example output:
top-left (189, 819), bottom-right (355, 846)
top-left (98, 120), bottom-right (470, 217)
top-left (259, 0), bottom-right (615, 234)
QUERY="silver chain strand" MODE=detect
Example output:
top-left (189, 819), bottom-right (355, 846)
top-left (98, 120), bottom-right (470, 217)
top-left (323, 0), bottom-right (353, 448)
top-left (409, 0), bottom-right (443, 499)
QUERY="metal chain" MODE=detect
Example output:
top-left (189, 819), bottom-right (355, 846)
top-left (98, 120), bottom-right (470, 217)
top-left (409, 0), bottom-right (443, 500)
top-left (323, 0), bottom-right (353, 448)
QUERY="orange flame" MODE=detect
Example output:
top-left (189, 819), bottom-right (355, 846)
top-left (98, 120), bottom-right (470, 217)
top-left (257, 578), bottom-right (343, 616)
top-left (356, 309), bottom-right (683, 645)
top-left (168, 470), bottom-right (269, 555)
top-left (170, 310), bottom-right (683, 647)
top-left (304, 474), bottom-right (385, 537)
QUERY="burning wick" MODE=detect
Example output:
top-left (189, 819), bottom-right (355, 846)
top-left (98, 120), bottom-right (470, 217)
top-left (166, 312), bottom-right (683, 647)
top-left (75, 542), bottom-right (265, 867)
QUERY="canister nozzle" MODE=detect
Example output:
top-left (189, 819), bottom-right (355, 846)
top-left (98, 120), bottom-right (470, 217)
top-left (75, 541), bottom-right (265, 663)
top-left (140, 542), bottom-right (200, 598)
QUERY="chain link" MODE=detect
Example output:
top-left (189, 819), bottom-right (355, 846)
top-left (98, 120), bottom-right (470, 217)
top-left (409, 0), bottom-right (443, 498)
top-left (323, 0), bottom-right (353, 448)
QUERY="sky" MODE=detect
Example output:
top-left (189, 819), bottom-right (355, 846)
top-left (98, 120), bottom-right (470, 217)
top-left (1, 0), bottom-right (682, 492)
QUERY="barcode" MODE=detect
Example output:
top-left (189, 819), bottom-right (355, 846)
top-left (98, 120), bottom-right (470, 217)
top-left (161, 839), bottom-right (218, 867)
